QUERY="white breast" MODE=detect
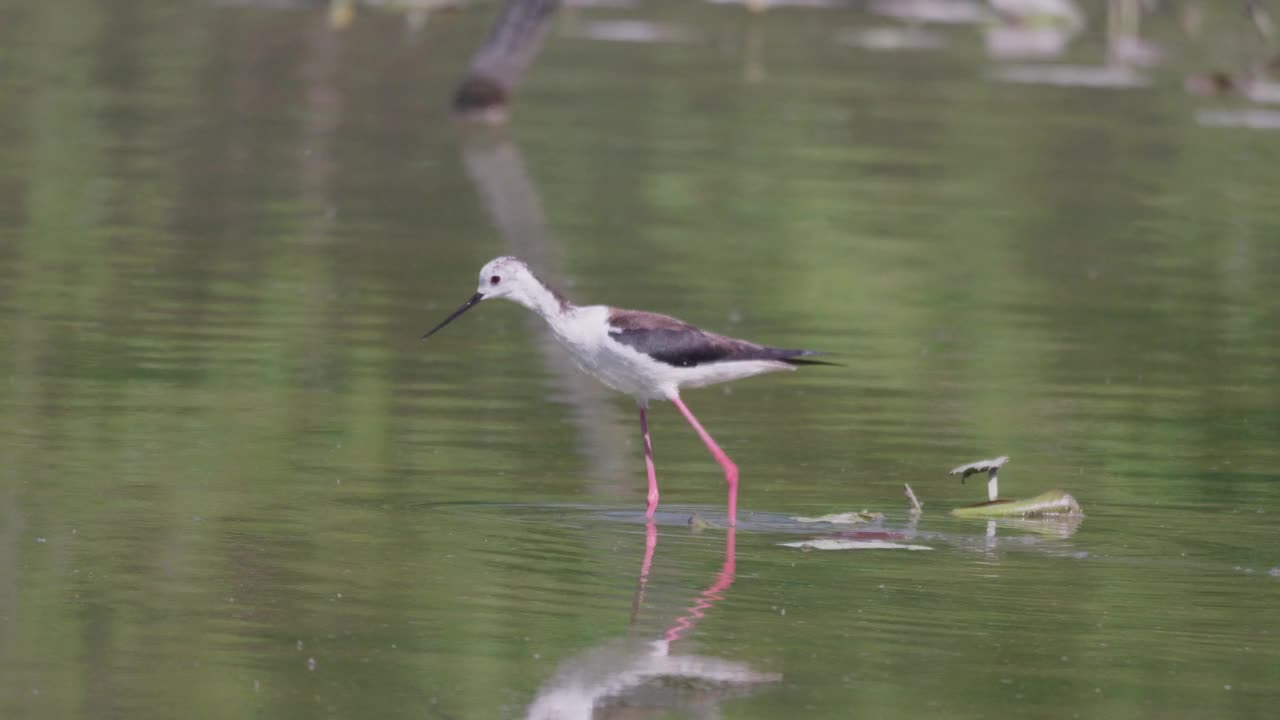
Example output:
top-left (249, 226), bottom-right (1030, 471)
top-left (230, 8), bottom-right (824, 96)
top-left (543, 306), bottom-right (674, 401)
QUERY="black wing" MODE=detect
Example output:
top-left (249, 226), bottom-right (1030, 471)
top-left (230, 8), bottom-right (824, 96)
top-left (607, 310), bottom-right (829, 368)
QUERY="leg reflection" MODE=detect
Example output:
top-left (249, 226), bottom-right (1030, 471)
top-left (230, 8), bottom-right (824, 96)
top-left (630, 519), bottom-right (658, 626)
top-left (661, 527), bottom-right (736, 649)
top-left (527, 525), bottom-right (772, 719)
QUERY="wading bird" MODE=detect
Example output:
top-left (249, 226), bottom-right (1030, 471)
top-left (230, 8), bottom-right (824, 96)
top-left (423, 257), bottom-right (827, 526)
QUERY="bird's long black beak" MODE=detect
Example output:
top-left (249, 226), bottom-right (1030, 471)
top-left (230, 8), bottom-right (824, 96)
top-left (422, 292), bottom-right (485, 340)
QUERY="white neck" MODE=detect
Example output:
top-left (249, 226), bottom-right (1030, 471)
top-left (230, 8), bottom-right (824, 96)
top-left (510, 277), bottom-right (572, 322)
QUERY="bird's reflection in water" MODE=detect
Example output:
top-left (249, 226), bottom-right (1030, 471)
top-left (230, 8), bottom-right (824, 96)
top-left (524, 639), bottom-right (778, 719)
top-left (459, 128), bottom-right (633, 488)
top-left (454, 0), bottom-right (631, 489)
top-left (526, 525), bottom-right (780, 719)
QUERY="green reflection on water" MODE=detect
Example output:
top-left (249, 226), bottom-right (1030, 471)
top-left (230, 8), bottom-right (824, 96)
top-left (1, 1), bottom-right (1279, 718)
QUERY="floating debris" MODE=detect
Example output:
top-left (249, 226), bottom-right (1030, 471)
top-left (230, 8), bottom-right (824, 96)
top-left (990, 64), bottom-right (1148, 88)
top-left (985, 0), bottom-right (1085, 57)
top-left (704, 0), bottom-right (843, 8)
top-left (985, 26), bottom-right (1078, 58)
top-left (781, 538), bottom-right (932, 551)
top-left (835, 26), bottom-right (948, 52)
top-left (1186, 73), bottom-right (1280, 103)
top-left (564, 0), bottom-right (638, 7)
top-left (950, 456), bottom-right (1084, 518)
top-left (570, 20), bottom-right (701, 45)
top-left (989, 0), bottom-right (1084, 30)
top-left (904, 483), bottom-right (924, 515)
top-left (950, 455), bottom-right (1008, 503)
top-left (1241, 81), bottom-right (1280, 104)
top-left (1195, 108), bottom-right (1280, 130)
top-left (1109, 36), bottom-right (1163, 67)
top-left (1185, 71), bottom-right (1240, 97)
top-left (1249, 0), bottom-right (1275, 41)
top-left (869, 0), bottom-right (990, 24)
top-left (952, 489), bottom-right (1083, 518)
top-left (792, 510), bottom-right (885, 525)
top-left (950, 456), bottom-right (1007, 481)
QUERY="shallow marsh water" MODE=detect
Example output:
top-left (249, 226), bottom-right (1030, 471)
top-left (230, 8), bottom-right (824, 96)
top-left (2, 1), bottom-right (1279, 718)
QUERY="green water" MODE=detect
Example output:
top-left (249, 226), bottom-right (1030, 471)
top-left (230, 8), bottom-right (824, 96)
top-left (2, 1), bottom-right (1279, 718)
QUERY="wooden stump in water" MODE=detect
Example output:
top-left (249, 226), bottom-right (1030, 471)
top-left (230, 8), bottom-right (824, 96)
top-left (454, 0), bottom-right (562, 123)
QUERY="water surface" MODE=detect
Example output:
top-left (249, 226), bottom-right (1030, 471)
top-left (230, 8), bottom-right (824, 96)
top-left (2, 1), bottom-right (1279, 718)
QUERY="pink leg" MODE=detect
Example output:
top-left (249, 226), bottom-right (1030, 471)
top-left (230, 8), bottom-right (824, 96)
top-left (639, 404), bottom-right (659, 518)
top-left (669, 395), bottom-right (739, 527)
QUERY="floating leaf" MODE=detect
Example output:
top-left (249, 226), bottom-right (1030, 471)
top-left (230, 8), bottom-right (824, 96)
top-left (951, 489), bottom-right (1083, 518)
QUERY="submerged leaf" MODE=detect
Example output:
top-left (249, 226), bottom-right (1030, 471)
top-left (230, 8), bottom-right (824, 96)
top-left (687, 513), bottom-right (718, 531)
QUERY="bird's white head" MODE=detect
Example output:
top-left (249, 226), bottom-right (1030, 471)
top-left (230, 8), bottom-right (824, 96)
top-left (475, 256), bottom-right (538, 306)
top-left (422, 256), bottom-right (564, 341)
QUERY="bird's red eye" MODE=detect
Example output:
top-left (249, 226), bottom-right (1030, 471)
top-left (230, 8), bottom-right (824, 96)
top-left (489, 275), bottom-right (501, 285)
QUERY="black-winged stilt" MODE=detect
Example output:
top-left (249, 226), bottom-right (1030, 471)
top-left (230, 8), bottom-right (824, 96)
top-left (423, 256), bottom-right (828, 526)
